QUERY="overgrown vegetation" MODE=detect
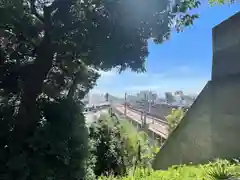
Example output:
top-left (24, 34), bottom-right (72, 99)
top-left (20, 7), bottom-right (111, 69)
top-left (0, 0), bottom-right (236, 179)
top-left (0, 0), bottom-right (201, 178)
top-left (100, 159), bottom-right (240, 180)
top-left (88, 113), bottom-right (159, 178)
top-left (166, 108), bottom-right (186, 133)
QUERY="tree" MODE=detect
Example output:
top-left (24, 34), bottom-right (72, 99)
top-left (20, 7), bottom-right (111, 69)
top-left (0, 0), bottom-right (200, 144)
top-left (166, 108), bottom-right (185, 133)
top-left (89, 114), bottom-right (159, 177)
top-left (0, 0), bottom-right (201, 178)
top-left (89, 115), bottom-right (126, 176)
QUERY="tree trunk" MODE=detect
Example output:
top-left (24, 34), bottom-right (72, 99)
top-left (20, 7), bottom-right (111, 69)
top-left (67, 75), bottom-right (78, 100)
top-left (9, 4), bottom-right (55, 153)
top-left (10, 33), bottom-right (54, 152)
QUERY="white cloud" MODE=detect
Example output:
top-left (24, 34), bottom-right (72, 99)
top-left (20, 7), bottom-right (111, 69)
top-left (90, 64), bottom-right (209, 97)
top-left (123, 68), bottom-right (208, 96)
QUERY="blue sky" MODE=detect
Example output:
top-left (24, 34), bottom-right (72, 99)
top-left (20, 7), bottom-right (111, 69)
top-left (91, 2), bottom-right (240, 98)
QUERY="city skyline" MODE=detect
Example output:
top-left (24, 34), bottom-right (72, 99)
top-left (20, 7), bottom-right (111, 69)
top-left (88, 89), bottom-right (197, 100)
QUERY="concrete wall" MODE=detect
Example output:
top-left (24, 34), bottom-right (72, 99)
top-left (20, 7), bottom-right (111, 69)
top-left (153, 76), bottom-right (240, 169)
top-left (153, 11), bottom-right (240, 170)
top-left (153, 82), bottom-right (213, 169)
top-left (212, 12), bottom-right (240, 79)
top-left (211, 76), bottom-right (240, 159)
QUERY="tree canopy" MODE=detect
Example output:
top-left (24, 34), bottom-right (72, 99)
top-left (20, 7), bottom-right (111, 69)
top-left (0, 0), bottom-right (201, 179)
top-left (0, 0), bottom-right (200, 137)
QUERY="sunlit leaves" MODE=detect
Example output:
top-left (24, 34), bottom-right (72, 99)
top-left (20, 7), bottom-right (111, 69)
top-left (208, 0), bottom-right (236, 5)
top-left (166, 108), bottom-right (185, 133)
top-left (89, 114), bottom-right (159, 176)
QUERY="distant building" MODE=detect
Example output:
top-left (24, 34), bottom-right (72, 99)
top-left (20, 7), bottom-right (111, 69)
top-left (137, 91), bottom-right (149, 100)
top-left (174, 90), bottom-right (184, 96)
top-left (165, 92), bottom-right (175, 104)
top-left (163, 91), bottom-right (194, 108)
top-left (173, 91), bottom-right (195, 108)
top-left (149, 92), bottom-right (158, 104)
top-left (127, 94), bottom-right (138, 103)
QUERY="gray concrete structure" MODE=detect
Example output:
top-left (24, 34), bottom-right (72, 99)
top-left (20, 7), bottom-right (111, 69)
top-left (212, 12), bottom-right (240, 80)
top-left (153, 12), bottom-right (240, 170)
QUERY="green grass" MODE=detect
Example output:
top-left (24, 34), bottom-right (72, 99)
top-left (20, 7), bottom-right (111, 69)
top-left (99, 159), bottom-right (240, 180)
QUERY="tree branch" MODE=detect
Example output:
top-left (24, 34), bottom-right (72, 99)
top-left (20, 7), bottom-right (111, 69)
top-left (30, 0), bottom-right (44, 22)
top-left (0, 26), bottom-right (37, 49)
top-left (67, 73), bottom-right (78, 99)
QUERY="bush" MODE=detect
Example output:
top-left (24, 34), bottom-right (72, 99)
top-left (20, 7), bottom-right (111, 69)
top-left (166, 108), bottom-right (185, 133)
top-left (88, 114), bottom-right (159, 177)
top-left (119, 120), bottom-right (159, 169)
top-left (99, 159), bottom-right (240, 180)
top-left (89, 114), bottom-right (126, 177)
top-left (0, 98), bottom-right (89, 180)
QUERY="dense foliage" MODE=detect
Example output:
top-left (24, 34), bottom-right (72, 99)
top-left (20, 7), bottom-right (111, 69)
top-left (1, 98), bottom-right (88, 179)
top-left (0, 0), bottom-right (201, 179)
top-left (166, 108), bottom-right (185, 133)
top-left (100, 159), bottom-right (240, 180)
top-left (88, 114), bottom-right (159, 177)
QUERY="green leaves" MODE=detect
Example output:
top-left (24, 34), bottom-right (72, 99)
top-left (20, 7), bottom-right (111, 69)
top-left (173, 0), bottom-right (201, 13)
top-left (101, 159), bottom-right (240, 180)
top-left (166, 108), bottom-right (185, 133)
top-left (205, 160), bottom-right (236, 180)
top-left (89, 114), bottom-right (159, 177)
top-left (170, 0), bottom-right (201, 33)
top-left (89, 115), bottom-right (125, 176)
top-left (208, 0), bottom-right (236, 5)
top-left (0, 0), bottom-right (205, 179)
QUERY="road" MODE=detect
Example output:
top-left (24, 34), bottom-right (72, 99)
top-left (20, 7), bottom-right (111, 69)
top-left (115, 105), bottom-right (169, 138)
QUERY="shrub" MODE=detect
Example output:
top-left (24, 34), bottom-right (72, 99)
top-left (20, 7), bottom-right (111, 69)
top-left (89, 114), bottom-right (126, 177)
top-left (166, 108), bottom-right (185, 133)
top-left (88, 114), bottom-right (159, 177)
top-left (100, 159), bottom-right (240, 180)
top-left (0, 98), bottom-right (89, 180)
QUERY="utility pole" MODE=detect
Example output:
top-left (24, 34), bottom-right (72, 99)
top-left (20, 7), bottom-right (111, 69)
top-left (148, 91), bottom-right (154, 124)
top-left (124, 92), bottom-right (127, 115)
top-left (148, 91), bottom-right (151, 113)
top-left (143, 92), bottom-right (147, 126)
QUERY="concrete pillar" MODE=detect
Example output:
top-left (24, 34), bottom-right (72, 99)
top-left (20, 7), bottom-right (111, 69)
top-left (160, 136), bottom-right (163, 145)
top-left (212, 12), bottom-right (240, 80)
top-left (152, 131), bottom-right (155, 140)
